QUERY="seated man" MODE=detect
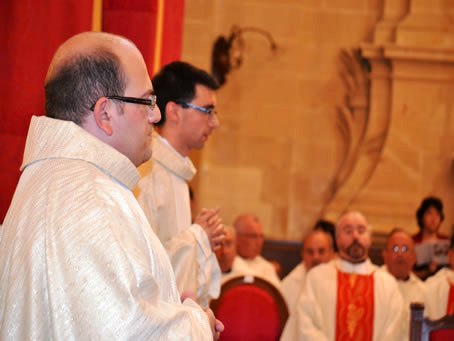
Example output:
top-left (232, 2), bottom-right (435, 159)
top-left (424, 234), bottom-right (454, 320)
top-left (233, 213), bottom-right (281, 288)
top-left (296, 211), bottom-right (403, 341)
top-left (215, 225), bottom-right (251, 283)
top-left (382, 228), bottom-right (426, 340)
top-left (281, 229), bottom-right (334, 341)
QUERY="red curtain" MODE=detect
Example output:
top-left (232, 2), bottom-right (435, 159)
top-left (0, 0), bottom-right (94, 222)
top-left (0, 0), bottom-right (185, 222)
top-left (102, 0), bottom-right (184, 76)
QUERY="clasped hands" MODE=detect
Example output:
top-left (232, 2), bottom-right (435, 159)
top-left (195, 208), bottom-right (225, 251)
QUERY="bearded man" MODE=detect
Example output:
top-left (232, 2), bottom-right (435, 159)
top-left (295, 211), bottom-right (403, 341)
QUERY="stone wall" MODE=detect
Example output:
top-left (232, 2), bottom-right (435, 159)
top-left (182, 0), bottom-right (454, 241)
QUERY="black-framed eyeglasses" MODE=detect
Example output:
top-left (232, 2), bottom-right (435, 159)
top-left (175, 101), bottom-right (217, 115)
top-left (90, 94), bottom-right (157, 111)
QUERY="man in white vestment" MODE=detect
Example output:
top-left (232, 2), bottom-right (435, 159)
top-left (281, 229), bottom-right (334, 341)
top-left (136, 61), bottom-right (224, 308)
top-left (296, 211), bottom-right (403, 341)
top-left (233, 213), bottom-right (281, 288)
top-left (382, 228), bottom-right (426, 340)
top-left (0, 32), bottom-right (222, 340)
top-left (424, 235), bottom-right (454, 320)
top-left (215, 225), bottom-right (254, 284)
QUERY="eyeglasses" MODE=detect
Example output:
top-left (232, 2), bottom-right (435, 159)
top-left (90, 94), bottom-right (157, 111)
top-left (175, 101), bottom-right (217, 115)
top-left (391, 245), bottom-right (410, 254)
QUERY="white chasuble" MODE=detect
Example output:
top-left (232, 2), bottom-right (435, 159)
top-left (137, 134), bottom-right (220, 307)
top-left (296, 259), bottom-right (403, 341)
top-left (0, 116), bottom-right (212, 340)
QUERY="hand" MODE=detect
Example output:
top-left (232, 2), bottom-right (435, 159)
top-left (204, 307), bottom-right (224, 340)
top-left (180, 290), bottom-right (196, 303)
top-left (195, 208), bottom-right (225, 251)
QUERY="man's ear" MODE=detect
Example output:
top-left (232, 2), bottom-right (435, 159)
top-left (92, 97), bottom-right (113, 136)
top-left (165, 101), bottom-right (181, 124)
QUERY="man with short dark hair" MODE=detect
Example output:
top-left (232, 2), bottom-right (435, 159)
top-left (296, 211), bottom-right (403, 340)
top-left (137, 61), bottom-right (224, 308)
top-left (0, 32), bottom-right (222, 339)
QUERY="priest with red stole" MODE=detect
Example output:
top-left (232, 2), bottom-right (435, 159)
top-left (424, 235), bottom-right (454, 320)
top-left (296, 211), bottom-right (403, 341)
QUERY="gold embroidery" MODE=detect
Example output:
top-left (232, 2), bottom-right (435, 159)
top-left (347, 303), bottom-right (364, 337)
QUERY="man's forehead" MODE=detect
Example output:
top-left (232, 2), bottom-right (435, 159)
top-left (388, 232), bottom-right (414, 246)
top-left (305, 232), bottom-right (331, 247)
top-left (338, 212), bottom-right (368, 229)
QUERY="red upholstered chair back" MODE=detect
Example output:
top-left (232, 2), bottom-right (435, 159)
top-left (410, 302), bottom-right (454, 341)
top-left (210, 275), bottom-right (289, 341)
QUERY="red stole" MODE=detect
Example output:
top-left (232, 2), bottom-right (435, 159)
top-left (446, 279), bottom-right (454, 315)
top-left (335, 270), bottom-right (374, 341)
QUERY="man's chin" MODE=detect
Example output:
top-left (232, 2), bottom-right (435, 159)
top-left (344, 252), bottom-right (367, 263)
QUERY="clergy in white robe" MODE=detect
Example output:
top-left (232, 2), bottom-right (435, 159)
top-left (281, 230), bottom-right (334, 341)
top-left (241, 255), bottom-right (281, 288)
top-left (424, 236), bottom-right (454, 320)
top-left (382, 228), bottom-right (426, 340)
top-left (215, 225), bottom-right (250, 284)
top-left (0, 32), bottom-right (219, 339)
top-left (424, 267), bottom-right (454, 319)
top-left (138, 134), bottom-right (221, 307)
top-left (296, 211), bottom-right (403, 341)
top-left (233, 213), bottom-right (281, 289)
top-left (0, 116), bottom-right (212, 339)
top-left (381, 266), bottom-right (426, 340)
top-left (219, 256), bottom-right (254, 284)
top-left (136, 61), bottom-right (222, 308)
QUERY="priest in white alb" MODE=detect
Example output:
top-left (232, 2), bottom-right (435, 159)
top-left (0, 32), bottom-right (222, 339)
top-left (296, 211), bottom-right (403, 341)
top-left (136, 61), bottom-right (224, 308)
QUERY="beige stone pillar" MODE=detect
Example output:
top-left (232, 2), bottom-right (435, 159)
top-left (332, 0), bottom-right (454, 234)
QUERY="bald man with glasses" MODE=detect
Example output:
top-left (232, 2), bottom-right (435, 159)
top-left (0, 32), bottom-right (223, 339)
top-left (382, 228), bottom-right (426, 340)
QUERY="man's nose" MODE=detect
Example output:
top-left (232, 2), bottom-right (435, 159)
top-left (209, 113), bottom-right (220, 128)
top-left (149, 105), bottom-right (161, 124)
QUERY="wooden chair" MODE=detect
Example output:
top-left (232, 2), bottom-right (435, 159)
top-left (410, 302), bottom-right (454, 341)
top-left (210, 275), bottom-right (289, 341)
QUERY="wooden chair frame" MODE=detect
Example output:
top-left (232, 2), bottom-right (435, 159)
top-left (410, 302), bottom-right (454, 341)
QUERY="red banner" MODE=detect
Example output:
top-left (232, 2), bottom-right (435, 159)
top-left (0, 0), bottom-right (94, 222)
top-left (0, 0), bottom-right (184, 222)
top-left (102, 0), bottom-right (184, 76)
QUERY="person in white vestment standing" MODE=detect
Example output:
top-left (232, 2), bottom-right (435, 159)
top-left (233, 213), bottom-right (281, 288)
top-left (382, 228), bottom-right (426, 340)
top-left (280, 229), bottom-right (334, 341)
top-left (0, 32), bottom-right (222, 340)
top-left (136, 61), bottom-right (224, 308)
top-left (296, 211), bottom-right (403, 341)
